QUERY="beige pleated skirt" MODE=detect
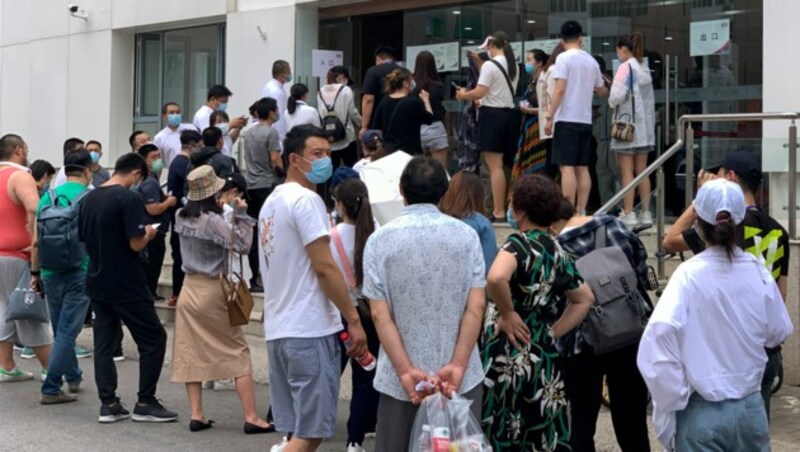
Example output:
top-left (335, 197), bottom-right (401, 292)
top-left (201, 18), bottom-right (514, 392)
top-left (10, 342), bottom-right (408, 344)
top-left (171, 273), bottom-right (252, 383)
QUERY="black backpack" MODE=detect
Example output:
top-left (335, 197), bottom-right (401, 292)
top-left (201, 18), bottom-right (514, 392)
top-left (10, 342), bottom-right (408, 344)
top-left (37, 188), bottom-right (90, 270)
top-left (318, 86), bottom-right (347, 142)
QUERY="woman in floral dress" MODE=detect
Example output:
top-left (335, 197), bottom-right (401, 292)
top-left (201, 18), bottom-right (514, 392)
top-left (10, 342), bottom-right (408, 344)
top-left (483, 174), bottom-right (595, 451)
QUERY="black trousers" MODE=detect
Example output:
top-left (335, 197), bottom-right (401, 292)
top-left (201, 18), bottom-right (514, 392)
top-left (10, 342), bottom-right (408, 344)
top-left (142, 232), bottom-right (167, 298)
top-left (562, 344), bottom-right (651, 452)
top-left (339, 308), bottom-right (380, 445)
top-left (92, 299), bottom-right (167, 405)
top-left (246, 187), bottom-right (274, 285)
top-left (169, 229), bottom-right (184, 298)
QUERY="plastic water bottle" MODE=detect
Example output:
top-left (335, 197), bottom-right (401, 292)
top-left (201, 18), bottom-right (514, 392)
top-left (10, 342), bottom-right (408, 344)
top-left (431, 426), bottom-right (450, 452)
top-left (339, 331), bottom-right (376, 371)
top-left (417, 425), bottom-right (432, 452)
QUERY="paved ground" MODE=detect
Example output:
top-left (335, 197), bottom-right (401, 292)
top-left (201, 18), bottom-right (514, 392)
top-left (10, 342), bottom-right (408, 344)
top-left (2, 327), bottom-right (800, 451)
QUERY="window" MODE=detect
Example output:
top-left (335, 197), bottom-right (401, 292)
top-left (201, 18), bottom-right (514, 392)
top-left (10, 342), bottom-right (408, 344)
top-left (134, 24), bottom-right (225, 137)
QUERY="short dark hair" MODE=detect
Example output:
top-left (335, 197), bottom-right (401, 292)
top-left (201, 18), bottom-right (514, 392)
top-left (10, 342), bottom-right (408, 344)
top-left (202, 126), bottom-right (223, 147)
top-left (180, 130), bottom-right (202, 147)
top-left (282, 125), bottom-right (327, 167)
top-left (209, 110), bottom-right (230, 127)
top-left (207, 85), bottom-right (232, 101)
top-left (0, 134), bottom-right (25, 161)
top-left (63, 137), bottom-right (84, 155)
top-left (113, 152), bottom-right (149, 178)
top-left (560, 20), bottom-right (584, 42)
top-left (272, 60), bottom-right (291, 77)
top-left (64, 148), bottom-right (92, 177)
top-left (30, 159), bottom-right (55, 181)
top-left (137, 143), bottom-right (159, 159)
top-left (510, 174), bottom-right (562, 227)
top-left (85, 140), bottom-right (102, 150)
top-left (374, 45), bottom-right (396, 60)
top-left (400, 157), bottom-right (449, 205)
top-left (256, 97), bottom-right (278, 120)
top-left (129, 130), bottom-right (147, 148)
top-left (161, 101), bottom-right (180, 115)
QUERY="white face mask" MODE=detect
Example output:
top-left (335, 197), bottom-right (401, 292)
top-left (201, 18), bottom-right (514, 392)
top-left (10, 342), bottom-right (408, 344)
top-left (217, 123), bottom-right (230, 135)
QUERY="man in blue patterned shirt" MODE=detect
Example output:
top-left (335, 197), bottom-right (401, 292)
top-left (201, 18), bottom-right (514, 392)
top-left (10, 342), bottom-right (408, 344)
top-left (363, 157), bottom-right (486, 452)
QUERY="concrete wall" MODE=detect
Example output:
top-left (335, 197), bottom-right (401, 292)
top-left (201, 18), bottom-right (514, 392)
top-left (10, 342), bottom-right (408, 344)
top-left (783, 241), bottom-right (800, 385)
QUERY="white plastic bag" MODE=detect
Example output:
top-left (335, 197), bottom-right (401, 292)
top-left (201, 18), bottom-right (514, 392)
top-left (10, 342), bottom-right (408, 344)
top-left (409, 392), bottom-right (492, 452)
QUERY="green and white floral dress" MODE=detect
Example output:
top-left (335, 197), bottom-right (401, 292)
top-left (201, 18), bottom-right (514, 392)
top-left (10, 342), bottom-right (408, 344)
top-left (481, 229), bottom-right (584, 451)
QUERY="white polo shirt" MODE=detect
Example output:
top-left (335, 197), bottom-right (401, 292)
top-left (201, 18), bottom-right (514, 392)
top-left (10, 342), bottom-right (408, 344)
top-left (153, 123), bottom-right (197, 168)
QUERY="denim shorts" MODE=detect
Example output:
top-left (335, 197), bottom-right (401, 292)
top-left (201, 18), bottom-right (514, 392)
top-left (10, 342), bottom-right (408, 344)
top-left (420, 121), bottom-right (449, 152)
top-left (267, 335), bottom-right (341, 438)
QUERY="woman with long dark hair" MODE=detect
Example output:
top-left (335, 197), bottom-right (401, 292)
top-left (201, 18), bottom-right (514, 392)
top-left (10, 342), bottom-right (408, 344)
top-left (439, 171), bottom-right (497, 273)
top-left (412, 51), bottom-right (449, 167)
top-left (512, 49), bottom-right (550, 179)
top-left (638, 179), bottom-right (792, 451)
top-left (371, 67), bottom-right (434, 155)
top-left (329, 176), bottom-right (380, 452)
top-left (456, 31), bottom-right (521, 222)
top-left (537, 43), bottom-right (565, 178)
top-left (285, 83), bottom-right (321, 130)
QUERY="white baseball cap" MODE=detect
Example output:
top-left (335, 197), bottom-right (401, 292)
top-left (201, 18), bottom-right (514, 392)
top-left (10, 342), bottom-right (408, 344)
top-left (478, 35), bottom-right (494, 49)
top-left (693, 178), bottom-right (746, 225)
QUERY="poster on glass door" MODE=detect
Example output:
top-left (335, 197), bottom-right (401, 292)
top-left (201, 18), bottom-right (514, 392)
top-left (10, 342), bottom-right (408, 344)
top-left (406, 42), bottom-right (460, 73)
top-left (690, 19), bottom-right (731, 56)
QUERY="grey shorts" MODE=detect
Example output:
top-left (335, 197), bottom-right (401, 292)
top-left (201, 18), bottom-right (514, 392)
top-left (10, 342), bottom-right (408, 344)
top-left (267, 335), bottom-right (341, 438)
top-left (613, 145), bottom-right (654, 156)
top-left (0, 256), bottom-right (53, 347)
top-left (420, 121), bottom-right (449, 152)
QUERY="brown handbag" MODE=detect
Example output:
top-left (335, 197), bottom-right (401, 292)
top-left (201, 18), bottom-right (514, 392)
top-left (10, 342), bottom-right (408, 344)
top-left (610, 63), bottom-right (636, 142)
top-left (220, 218), bottom-right (255, 327)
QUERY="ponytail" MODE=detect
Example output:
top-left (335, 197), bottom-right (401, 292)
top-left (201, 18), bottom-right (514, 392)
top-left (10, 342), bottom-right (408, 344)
top-left (698, 211), bottom-right (739, 261)
top-left (333, 178), bottom-right (375, 286)
top-left (287, 83), bottom-right (309, 115)
top-left (384, 68), bottom-right (412, 94)
top-left (618, 32), bottom-right (645, 63)
top-left (491, 31), bottom-right (517, 80)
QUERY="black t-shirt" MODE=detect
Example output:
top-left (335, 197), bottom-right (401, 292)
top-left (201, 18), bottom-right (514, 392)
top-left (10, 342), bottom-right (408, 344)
top-left (79, 185), bottom-right (152, 303)
top-left (138, 173), bottom-right (169, 233)
top-left (412, 82), bottom-right (447, 122)
top-left (362, 61), bottom-right (400, 128)
top-left (372, 96), bottom-right (434, 155)
top-left (167, 155), bottom-right (191, 223)
top-left (681, 207), bottom-right (790, 281)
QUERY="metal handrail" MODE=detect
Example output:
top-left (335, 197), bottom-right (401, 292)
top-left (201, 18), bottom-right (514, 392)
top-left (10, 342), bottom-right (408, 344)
top-left (596, 112), bottom-right (800, 279)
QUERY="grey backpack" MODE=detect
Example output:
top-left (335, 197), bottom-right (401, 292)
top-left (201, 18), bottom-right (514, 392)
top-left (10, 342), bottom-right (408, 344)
top-left (36, 188), bottom-right (89, 271)
top-left (574, 225), bottom-right (649, 355)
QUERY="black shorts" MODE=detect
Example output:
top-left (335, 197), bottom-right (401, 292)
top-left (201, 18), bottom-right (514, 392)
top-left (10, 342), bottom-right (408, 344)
top-left (479, 106), bottom-right (521, 159)
top-left (552, 121), bottom-right (593, 167)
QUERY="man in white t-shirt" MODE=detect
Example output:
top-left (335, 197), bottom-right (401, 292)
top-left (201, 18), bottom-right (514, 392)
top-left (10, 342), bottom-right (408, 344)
top-left (192, 85), bottom-right (232, 132)
top-left (545, 20), bottom-right (609, 215)
top-left (261, 60), bottom-right (292, 145)
top-left (259, 124), bottom-right (366, 452)
top-left (153, 102), bottom-right (197, 168)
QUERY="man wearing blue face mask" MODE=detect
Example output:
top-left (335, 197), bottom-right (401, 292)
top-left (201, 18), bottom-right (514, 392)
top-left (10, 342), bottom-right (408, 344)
top-left (261, 60), bottom-right (292, 146)
top-left (259, 125), bottom-right (367, 452)
top-left (85, 140), bottom-right (110, 188)
top-left (154, 102), bottom-right (197, 168)
top-left (136, 144), bottom-right (177, 302)
top-left (193, 85), bottom-right (233, 132)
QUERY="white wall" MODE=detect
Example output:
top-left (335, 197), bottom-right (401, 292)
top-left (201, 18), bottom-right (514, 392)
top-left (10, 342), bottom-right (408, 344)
top-left (763, 0), bottom-right (800, 222)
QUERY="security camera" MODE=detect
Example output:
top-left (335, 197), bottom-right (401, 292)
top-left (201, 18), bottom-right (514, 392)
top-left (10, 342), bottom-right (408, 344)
top-left (67, 4), bottom-right (88, 20)
top-left (68, 4), bottom-right (79, 13)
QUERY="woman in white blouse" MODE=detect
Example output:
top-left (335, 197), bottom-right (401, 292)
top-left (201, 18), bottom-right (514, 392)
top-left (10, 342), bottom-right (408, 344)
top-left (285, 83), bottom-right (321, 131)
top-left (318, 66), bottom-right (362, 169)
top-left (637, 179), bottom-right (792, 452)
top-left (536, 43), bottom-right (565, 178)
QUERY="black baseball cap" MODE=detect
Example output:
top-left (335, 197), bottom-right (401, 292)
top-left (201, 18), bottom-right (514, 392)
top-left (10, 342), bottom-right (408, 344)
top-left (560, 20), bottom-right (584, 40)
top-left (223, 172), bottom-right (248, 195)
top-left (330, 65), bottom-right (353, 86)
top-left (705, 151), bottom-right (762, 187)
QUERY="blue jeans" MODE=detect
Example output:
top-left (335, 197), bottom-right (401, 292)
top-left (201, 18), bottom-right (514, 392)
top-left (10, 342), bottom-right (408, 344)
top-left (676, 392), bottom-right (770, 452)
top-left (42, 269), bottom-right (90, 395)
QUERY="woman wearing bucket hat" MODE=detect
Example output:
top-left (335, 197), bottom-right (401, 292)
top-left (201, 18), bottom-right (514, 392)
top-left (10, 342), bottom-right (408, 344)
top-left (637, 178), bottom-right (792, 451)
top-left (170, 166), bottom-right (273, 434)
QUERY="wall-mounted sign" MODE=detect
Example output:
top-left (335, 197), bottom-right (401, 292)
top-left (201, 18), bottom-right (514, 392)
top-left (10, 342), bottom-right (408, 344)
top-left (690, 19), bottom-right (731, 56)
top-left (406, 42), bottom-right (460, 73)
top-left (312, 49), bottom-right (344, 78)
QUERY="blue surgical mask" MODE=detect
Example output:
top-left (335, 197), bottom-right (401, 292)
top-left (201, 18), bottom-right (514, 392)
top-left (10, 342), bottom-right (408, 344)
top-left (218, 102), bottom-right (228, 112)
top-left (217, 122), bottom-right (230, 135)
top-left (131, 182), bottom-right (141, 192)
top-left (525, 63), bottom-right (535, 74)
top-left (90, 151), bottom-right (100, 163)
top-left (302, 156), bottom-right (333, 184)
top-left (151, 159), bottom-right (164, 174)
top-left (506, 206), bottom-right (519, 230)
top-left (286, 74), bottom-right (293, 83)
top-left (167, 113), bottom-right (182, 127)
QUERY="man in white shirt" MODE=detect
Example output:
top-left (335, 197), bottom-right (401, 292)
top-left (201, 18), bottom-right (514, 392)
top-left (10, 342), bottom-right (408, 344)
top-left (261, 60), bottom-right (292, 144)
top-left (153, 102), bottom-right (197, 168)
top-left (53, 137), bottom-right (85, 188)
top-left (192, 85), bottom-right (233, 132)
top-left (545, 20), bottom-right (608, 215)
top-left (259, 124), bottom-right (366, 452)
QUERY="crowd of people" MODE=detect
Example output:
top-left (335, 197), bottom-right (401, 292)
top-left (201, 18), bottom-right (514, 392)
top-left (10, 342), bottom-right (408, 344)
top-left (0, 18), bottom-right (793, 452)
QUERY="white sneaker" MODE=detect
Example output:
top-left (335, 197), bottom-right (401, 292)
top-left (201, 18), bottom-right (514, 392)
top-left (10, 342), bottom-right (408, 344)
top-left (620, 211), bottom-right (638, 229)
top-left (213, 378), bottom-right (236, 391)
top-left (347, 443), bottom-right (366, 452)
top-left (639, 211), bottom-right (653, 227)
top-left (270, 437), bottom-right (289, 452)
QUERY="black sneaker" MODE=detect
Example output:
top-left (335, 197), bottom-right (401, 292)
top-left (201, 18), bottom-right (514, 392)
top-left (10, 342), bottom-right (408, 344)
top-left (99, 401), bottom-right (131, 423)
top-left (132, 399), bottom-right (178, 423)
